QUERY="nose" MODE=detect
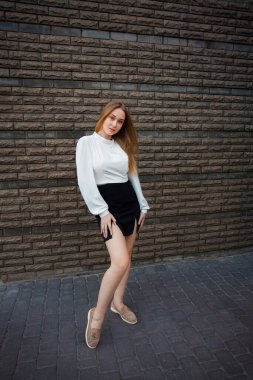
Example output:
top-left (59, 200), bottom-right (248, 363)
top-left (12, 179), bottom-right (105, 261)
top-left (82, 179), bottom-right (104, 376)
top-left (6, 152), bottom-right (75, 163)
top-left (112, 119), bottom-right (117, 127)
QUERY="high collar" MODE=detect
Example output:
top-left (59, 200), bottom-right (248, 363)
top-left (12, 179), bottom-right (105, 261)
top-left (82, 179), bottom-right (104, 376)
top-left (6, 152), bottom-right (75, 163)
top-left (93, 132), bottom-right (115, 145)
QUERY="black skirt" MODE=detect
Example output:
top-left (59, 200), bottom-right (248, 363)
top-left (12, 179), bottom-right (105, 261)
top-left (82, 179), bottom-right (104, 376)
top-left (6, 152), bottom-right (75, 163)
top-left (95, 180), bottom-right (141, 242)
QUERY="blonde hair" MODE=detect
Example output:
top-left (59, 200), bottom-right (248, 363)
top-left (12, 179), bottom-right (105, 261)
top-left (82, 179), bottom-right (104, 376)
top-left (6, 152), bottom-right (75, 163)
top-left (95, 100), bottom-right (138, 173)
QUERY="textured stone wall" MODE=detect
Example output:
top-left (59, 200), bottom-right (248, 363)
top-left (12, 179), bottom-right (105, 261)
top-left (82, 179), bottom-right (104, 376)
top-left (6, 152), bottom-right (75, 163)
top-left (0, 0), bottom-right (253, 282)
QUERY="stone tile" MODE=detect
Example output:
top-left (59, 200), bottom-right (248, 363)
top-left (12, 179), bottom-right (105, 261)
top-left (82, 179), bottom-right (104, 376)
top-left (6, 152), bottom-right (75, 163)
top-left (1, 254), bottom-right (253, 380)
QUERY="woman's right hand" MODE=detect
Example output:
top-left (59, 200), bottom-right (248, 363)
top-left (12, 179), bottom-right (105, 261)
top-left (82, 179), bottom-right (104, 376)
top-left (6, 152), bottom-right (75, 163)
top-left (101, 212), bottom-right (116, 239)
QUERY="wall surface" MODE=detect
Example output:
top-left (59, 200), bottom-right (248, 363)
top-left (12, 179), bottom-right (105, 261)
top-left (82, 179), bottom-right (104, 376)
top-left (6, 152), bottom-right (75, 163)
top-left (0, 0), bottom-right (253, 282)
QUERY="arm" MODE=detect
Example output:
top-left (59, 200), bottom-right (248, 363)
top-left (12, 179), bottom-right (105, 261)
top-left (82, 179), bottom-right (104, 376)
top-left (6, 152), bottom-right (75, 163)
top-left (76, 137), bottom-right (109, 217)
top-left (128, 169), bottom-right (150, 213)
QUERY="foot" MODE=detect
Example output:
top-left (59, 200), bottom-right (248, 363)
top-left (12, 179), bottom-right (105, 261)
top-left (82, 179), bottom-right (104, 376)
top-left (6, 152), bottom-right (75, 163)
top-left (85, 308), bottom-right (101, 349)
top-left (111, 301), bottom-right (138, 324)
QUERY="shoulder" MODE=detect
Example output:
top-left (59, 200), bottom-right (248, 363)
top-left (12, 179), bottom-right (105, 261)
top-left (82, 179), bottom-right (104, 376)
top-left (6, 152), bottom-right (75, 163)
top-left (76, 134), bottom-right (94, 147)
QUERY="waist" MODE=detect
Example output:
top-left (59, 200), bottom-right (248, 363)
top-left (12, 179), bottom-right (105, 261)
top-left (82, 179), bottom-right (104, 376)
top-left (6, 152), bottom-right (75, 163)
top-left (97, 180), bottom-right (130, 189)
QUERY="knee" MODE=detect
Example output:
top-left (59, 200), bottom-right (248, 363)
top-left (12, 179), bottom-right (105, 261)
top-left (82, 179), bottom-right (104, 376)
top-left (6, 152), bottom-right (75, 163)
top-left (112, 256), bottom-right (130, 274)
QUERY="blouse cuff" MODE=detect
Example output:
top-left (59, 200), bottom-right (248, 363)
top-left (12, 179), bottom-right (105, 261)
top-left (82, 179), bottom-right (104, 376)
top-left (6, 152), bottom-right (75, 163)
top-left (99, 209), bottom-right (109, 218)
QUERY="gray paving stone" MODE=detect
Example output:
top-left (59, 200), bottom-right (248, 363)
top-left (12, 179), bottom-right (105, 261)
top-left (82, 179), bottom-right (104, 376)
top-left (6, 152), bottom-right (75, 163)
top-left (165, 368), bottom-right (187, 379)
top-left (214, 349), bottom-right (244, 375)
top-left (157, 351), bottom-right (179, 369)
top-left (79, 367), bottom-right (100, 380)
top-left (23, 323), bottom-right (42, 338)
top-left (135, 343), bottom-right (157, 369)
top-left (113, 337), bottom-right (135, 359)
top-left (203, 335), bottom-right (226, 350)
top-left (58, 338), bottom-right (76, 356)
top-left (142, 367), bottom-right (164, 380)
top-left (193, 345), bottom-right (214, 362)
top-left (0, 353), bottom-right (18, 379)
top-left (57, 355), bottom-right (78, 380)
top-left (201, 359), bottom-right (221, 371)
top-left (13, 360), bottom-right (36, 380)
top-left (244, 362), bottom-right (253, 378)
top-left (97, 342), bottom-right (119, 373)
top-left (231, 375), bottom-right (252, 380)
top-left (172, 341), bottom-right (192, 357)
top-left (149, 331), bottom-right (171, 353)
top-left (182, 325), bottom-right (204, 347)
top-left (180, 355), bottom-right (207, 380)
top-left (17, 336), bottom-right (40, 362)
top-left (0, 253), bottom-right (253, 379)
top-left (225, 338), bottom-right (248, 355)
top-left (118, 358), bottom-right (142, 378)
top-left (37, 351), bottom-right (57, 368)
top-left (101, 372), bottom-right (125, 380)
top-left (34, 365), bottom-right (57, 380)
top-left (207, 369), bottom-right (229, 380)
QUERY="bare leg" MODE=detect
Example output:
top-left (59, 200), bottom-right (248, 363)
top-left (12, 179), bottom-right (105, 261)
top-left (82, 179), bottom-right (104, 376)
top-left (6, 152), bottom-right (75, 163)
top-left (91, 224), bottom-right (130, 329)
top-left (112, 220), bottom-right (138, 309)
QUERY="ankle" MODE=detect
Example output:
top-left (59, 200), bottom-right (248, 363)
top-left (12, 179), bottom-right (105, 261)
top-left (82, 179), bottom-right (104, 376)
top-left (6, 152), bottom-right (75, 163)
top-left (112, 299), bottom-right (124, 310)
top-left (90, 308), bottom-right (103, 329)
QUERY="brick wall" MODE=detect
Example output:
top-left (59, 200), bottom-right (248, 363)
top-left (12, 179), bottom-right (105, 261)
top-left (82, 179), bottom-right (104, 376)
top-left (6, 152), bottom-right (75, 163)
top-left (0, 0), bottom-right (253, 282)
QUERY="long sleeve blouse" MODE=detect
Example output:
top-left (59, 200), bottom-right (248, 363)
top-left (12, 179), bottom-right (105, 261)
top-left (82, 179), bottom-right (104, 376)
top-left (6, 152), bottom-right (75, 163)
top-left (76, 132), bottom-right (150, 218)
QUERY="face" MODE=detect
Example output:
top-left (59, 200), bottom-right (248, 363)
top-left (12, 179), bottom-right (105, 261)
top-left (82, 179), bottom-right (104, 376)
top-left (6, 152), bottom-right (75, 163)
top-left (99, 108), bottom-right (125, 139)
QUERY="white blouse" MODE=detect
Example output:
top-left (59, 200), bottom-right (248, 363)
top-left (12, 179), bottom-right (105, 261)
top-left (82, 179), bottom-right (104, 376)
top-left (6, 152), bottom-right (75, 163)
top-left (76, 132), bottom-right (150, 218)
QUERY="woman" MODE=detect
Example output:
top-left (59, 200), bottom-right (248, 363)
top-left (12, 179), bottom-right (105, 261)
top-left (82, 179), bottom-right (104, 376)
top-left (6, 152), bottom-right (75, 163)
top-left (76, 100), bottom-right (150, 349)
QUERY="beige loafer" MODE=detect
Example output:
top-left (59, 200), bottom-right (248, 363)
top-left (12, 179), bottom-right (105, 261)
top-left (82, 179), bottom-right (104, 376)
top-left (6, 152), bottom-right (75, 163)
top-left (85, 308), bottom-right (101, 349)
top-left (111, 302), bottom-right (138, 324)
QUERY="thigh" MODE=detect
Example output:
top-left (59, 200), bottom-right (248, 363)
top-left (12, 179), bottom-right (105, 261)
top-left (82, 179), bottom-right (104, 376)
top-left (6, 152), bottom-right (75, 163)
top-left (105, 223), bottom-right (129, 268)
top-left (125, 219), bottom-right (138, 256)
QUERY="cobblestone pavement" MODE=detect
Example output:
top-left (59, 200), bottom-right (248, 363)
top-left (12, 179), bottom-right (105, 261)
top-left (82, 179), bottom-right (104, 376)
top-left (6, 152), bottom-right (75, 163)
top-left (1, 253), bottom-right (253, 380)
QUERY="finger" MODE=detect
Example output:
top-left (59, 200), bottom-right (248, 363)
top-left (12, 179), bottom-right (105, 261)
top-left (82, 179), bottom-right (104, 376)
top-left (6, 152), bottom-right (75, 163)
top-left (138, 215), bottom-right (144, 225)
top-left (139, 218), bottom-right (145, 231)
top-left (108, 221), bottom-right (113, 236)
top-left (102, 224), bottom-right (107, 238)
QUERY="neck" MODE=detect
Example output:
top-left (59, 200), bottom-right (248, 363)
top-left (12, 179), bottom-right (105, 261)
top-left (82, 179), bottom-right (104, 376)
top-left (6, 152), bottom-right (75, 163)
top-left (97, 130), bottom-right (112, 140)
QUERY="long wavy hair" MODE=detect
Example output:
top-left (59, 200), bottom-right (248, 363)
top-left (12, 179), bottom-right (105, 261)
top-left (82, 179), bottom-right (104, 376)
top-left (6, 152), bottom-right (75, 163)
top-left (95, 100), bottom-right (138, 173)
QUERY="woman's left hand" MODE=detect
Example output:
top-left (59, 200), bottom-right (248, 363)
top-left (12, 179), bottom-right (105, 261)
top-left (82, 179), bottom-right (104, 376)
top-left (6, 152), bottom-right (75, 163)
top-left (138, 212), bottom-right (146, 232)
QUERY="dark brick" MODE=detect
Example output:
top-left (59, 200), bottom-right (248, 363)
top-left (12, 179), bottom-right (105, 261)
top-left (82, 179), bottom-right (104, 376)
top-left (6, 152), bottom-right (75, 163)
top-left (19, 23), bottom-right (50, 34)
top-left (0, 21), bottom-right (18, 31)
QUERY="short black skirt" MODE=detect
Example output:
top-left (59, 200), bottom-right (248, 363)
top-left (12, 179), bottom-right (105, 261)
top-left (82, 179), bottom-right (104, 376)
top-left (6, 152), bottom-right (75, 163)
top-left (95, 180), bottom-right (141, 242)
